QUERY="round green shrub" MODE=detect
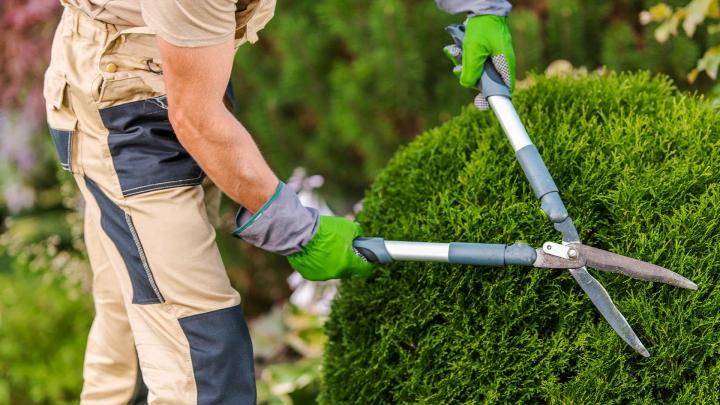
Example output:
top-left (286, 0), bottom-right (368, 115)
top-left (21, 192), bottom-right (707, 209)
top-left (321, 72), bottom-right (720, 403)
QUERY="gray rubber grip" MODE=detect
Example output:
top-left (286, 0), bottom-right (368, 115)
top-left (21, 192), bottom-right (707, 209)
top-left (352, 237), bottom-right (393, 264)
top-left (540, 192), bottom-right (569, 223)
top-left (480, 59), bottom-right (511, 98)
top-left (515, 145), bottom-right (559, 199)
top-left (448, 243), bottom-right (506, 266)
top-left (504, 243), bottom-right (537, 266)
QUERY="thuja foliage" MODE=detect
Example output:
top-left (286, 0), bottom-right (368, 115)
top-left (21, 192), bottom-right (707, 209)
top-left (322, 73), bottom-right (720, 403)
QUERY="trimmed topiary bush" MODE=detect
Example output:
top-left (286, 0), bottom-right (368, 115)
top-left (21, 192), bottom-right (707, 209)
top-left (321, 72), bottom-right (720, 403)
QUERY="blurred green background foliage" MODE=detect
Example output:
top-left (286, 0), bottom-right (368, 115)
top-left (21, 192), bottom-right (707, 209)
top-left (1, 0), bottom-right (719, 403)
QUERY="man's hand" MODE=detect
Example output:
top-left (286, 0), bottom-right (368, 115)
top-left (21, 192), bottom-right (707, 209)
top-left (232, 182), bottom-right (373, 281)
top-left (157, 38), bottom-right (278, 212)
top-left (287, 216), bottom-right (373, 281)
top-left (450, 15), bottom-right (516, 92)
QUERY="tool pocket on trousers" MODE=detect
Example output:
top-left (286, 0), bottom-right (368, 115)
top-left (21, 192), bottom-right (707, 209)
top-left (99, 96), bottom-right (204, 197)
top-left (44, 69), bottom-right (78, 172)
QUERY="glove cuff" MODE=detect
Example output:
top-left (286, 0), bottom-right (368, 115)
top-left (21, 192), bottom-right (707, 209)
top-left (233, 182), bottom-right (320, 256)
top-left (437, 0), bottom-right (511, 17)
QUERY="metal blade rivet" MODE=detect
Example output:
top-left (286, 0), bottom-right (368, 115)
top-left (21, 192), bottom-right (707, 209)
top-left (568, 249), bottom-right (578, 259)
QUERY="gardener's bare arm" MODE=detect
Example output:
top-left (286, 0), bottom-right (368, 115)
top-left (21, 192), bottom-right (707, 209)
top-left (157, 37), bottom-right (278, 213)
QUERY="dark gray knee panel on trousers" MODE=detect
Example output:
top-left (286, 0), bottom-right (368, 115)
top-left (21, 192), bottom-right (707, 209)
top-left (179, 305), bottom-right (256, 404)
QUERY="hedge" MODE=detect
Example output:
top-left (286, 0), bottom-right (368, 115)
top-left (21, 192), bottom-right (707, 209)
top-left (321, 72), bottom-right (720, 403)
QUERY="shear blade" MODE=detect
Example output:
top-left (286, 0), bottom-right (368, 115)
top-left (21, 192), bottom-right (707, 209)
top-left (569, 267), bottom-right (650, 357)
top-left (573, 244), bottom-right (698, 290)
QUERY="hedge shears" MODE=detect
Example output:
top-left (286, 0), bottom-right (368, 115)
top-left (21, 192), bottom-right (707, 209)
top-left (352, 24), bottom-right (698, 357)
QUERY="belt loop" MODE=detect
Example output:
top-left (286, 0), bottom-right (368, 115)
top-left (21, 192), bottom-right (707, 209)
top-left (101, 21), bottom-right (111, 46)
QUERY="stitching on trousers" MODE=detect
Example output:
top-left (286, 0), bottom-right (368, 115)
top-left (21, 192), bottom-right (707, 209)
top-left (66, 132), bottom-right (73, 171)
top-left (123, 180), bottom-right (204, 197)
top-left (121, 172), bottom-right (205, 194)
top-left (150, 96), bottom-right (167, 110)
top-left (124, 213), bottom-right (164, 303)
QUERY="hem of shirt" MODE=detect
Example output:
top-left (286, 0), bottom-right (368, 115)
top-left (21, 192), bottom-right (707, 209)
top-left (153, 28), bottom-right (236, 48)
top-left (140, 6), bottom-right (236, 48)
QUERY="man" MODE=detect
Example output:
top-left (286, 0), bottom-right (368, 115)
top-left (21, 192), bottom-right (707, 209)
top-left (43, 0), bottom-right (514, 403)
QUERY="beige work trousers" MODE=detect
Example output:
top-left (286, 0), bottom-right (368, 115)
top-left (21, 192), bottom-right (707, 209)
top-left (44, 6), bottom-right (257, 404)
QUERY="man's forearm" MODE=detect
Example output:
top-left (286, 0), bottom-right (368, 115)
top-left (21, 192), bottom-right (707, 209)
top-left (170, 101), bottom-right (278, 213)
top-left (435, 0), bottom-right (511, 16)
top-left (158, 38), bottom-right (278, 214)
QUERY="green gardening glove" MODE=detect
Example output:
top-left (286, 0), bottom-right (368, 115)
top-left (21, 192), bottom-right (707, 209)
top-left (288, 216), bottom-right (373, 281)
top-left (445, 15), bottom-right (516, 109)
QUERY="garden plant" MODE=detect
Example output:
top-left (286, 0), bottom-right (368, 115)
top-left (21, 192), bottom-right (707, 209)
top-left (323, 72), bottom-right (720, 403)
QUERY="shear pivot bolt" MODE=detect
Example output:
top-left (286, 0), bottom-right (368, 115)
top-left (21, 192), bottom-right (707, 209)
top-left (543, 242), bottom-right (575, 260)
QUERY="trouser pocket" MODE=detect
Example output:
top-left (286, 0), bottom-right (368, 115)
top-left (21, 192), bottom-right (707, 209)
top-left (95, 28), bottom-right (204, 197)
top-left (44, 69), bottom-right (78, 172)
top-left (99, 96), bottom-right (204, 197)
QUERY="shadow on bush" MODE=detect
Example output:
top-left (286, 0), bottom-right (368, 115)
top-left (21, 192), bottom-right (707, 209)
top-left (322, 72), bottom-right (720, 403)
